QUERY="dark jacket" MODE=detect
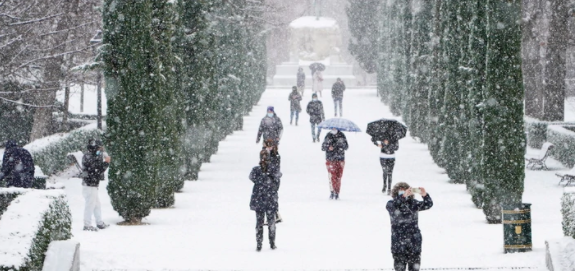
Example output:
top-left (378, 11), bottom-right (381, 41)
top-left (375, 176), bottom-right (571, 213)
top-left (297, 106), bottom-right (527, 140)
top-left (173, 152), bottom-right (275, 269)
top-left (321, 131), bottom-right (349, 161)
top-left (306, 100), bottom-right (325, 124)
top-left (386, 194), bottom-right (433, 255)
top-left (256, 114), bottom-right (283, 143)
top-left (297, 71), bottom-right (306, 87)
top-left (288, 91), bottom-right (302, 112)
top-left (331, 81), bottom-right (346, 99)
top-left (249, 166), bottom-right (282, 212)
top-left (372, 138), bottom-right (399, 157)
top-left (82, 151), bottom-right (109, 187)
top-left (0, 140), bottom-right (35, 188)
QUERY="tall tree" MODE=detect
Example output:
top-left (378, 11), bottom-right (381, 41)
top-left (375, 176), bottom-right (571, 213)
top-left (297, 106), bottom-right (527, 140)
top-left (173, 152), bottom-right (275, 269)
top-left (522, 0), bottom-right (544, 119)
top-left (347, 0), bottom-right (380, 74)
top-left (542, 0), bottom-right (569, 121)
top-left (482, 0), bottom-right (525, 223)
top-left (102, 0), bottom-right (157, 223)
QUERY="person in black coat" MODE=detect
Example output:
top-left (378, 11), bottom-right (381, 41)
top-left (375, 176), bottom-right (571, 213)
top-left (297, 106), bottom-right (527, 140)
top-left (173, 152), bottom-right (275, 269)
top-left (321, 129), bottom-right (348, 199)
top-left (306, 93), bottom-right (325, 143)
top-left (372, 137), bottom-right (399, 195)
top-left (256, 106), bottom-right (283, 146)
top-left (297, 67), bottom-right (306, 95)
top-left (0, 140), bottom-right (34, 188)
top-left (249, 151), bottom-right (282, 251)
top-left (386, 182), bottom-right (433, 271)
top-left (288, 86), bottom-right (302, 126)
top-left (331, 78), bottom-right (346, 117)
top-left (81, 139), bottom-right (111, 231)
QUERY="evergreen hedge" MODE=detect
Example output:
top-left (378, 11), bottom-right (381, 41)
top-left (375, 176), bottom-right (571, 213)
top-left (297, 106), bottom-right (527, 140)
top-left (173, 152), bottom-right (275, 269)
top-left (30, 128), bottom-right (102, 175)
top-left (562, 188), bottom-right (575, 239)
top-left (546, 126), bottom-right (575, 168)
top-left (0, 190), bottom-right (72, 271)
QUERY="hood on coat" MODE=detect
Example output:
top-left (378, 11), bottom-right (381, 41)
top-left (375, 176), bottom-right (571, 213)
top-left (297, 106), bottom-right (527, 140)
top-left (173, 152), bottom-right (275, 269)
top-left (5, 140), bottom-right (17, 150)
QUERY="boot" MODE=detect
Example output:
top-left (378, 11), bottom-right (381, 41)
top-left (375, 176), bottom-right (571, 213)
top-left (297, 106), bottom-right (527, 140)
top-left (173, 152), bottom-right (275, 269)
top-left (256, 243), bottom-right (262, 252)
top-left (270, 241), bottom-right (277, 250)
top-left (335, 193), bottom-right (339, 200)
top-left (330, 191), bottom-right (334, 199)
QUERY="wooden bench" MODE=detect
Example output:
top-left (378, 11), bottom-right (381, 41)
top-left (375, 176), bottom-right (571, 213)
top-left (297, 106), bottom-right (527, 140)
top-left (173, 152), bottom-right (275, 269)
top-left (525, 142), bottom-right (554, 170)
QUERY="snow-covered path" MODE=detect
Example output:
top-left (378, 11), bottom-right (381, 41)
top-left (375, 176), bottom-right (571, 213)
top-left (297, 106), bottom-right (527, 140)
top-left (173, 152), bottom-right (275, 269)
top-left (57, 88), bottom-right (562, 270)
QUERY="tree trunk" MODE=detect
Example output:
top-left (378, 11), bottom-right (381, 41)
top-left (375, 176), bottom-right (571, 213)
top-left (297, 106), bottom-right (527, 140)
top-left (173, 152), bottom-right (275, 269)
top-left (542, 0), bottom-right (568, 121)
top-left (29, 0), bottom-right (80, 141)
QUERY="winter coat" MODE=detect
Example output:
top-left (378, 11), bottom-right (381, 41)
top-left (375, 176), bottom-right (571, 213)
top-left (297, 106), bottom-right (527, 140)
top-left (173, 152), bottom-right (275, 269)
top-left (313, 71), bottom-right (323, 92)
top-left (306, 100), bottom-right (325, 124)
top-left (331, 81), bottom-right (346, 99)
top-left (82, 151), bottom-right (110, 187)
top-left (261, 149), bottom-right (281, 175)
top-left (321, 131), bottom-right (349, 161)
top-left (372, 137), bottom-right (399, 158)
top-left (297, 71), bottom-right (306, 87)
top-left (288, 91), bottom-right (302, 112)
top-left (386, 194), bottom-right (433, 255)
top-left (256, 114), bottom-right (283, 143)
top-left (249, 166), bottom-right (282, 212)
top-left (0, 140), bottom-right (35, 188)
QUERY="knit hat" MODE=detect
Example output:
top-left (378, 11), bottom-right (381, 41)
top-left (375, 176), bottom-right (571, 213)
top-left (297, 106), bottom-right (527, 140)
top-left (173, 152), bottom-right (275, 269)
top-left (312, 93), bottom-right (317, 98)
top-left (267, 106), bottom-right (274, 112)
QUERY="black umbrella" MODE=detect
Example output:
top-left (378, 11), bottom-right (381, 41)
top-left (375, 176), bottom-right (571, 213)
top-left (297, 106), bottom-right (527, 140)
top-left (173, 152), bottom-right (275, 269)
top-left (309, 62), bottom-right (326, 74)
top-left (366, 119), bottom-right (407, 142)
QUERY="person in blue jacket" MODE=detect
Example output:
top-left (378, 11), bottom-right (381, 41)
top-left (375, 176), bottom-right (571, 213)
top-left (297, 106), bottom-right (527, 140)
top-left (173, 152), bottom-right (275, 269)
top-left (386, 182), bottom-right (433, 271)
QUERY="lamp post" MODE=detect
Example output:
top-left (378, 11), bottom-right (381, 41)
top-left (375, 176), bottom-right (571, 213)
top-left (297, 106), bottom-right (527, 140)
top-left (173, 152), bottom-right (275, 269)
top-left (90, 30), bottom-right (103, 130)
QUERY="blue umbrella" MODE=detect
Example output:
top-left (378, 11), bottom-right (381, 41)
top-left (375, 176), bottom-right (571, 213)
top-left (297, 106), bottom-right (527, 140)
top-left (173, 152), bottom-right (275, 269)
top-left (317, 118), bottom-right (362, 132)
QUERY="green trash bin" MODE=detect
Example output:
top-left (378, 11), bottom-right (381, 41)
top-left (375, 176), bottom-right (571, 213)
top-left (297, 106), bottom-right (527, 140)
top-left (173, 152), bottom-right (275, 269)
top-left (502, 203), bottom-right (532, 253)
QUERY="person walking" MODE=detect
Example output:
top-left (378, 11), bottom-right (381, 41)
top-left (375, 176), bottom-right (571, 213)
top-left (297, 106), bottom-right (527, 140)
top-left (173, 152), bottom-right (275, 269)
top-left (297, 67), bottom-right (306, 96)
top-left (306, 93), bottom-right (325, 143)
top-left (82, 139), bottom-right (111, 231)
top-left (0, 140), bottom-right (35, 188)
top-left (288, 86), bottom-right (302, 126)
top-left (256, 106), bottom-right (283, 146)
top-left (386, 182), bottom-right (433, 271)
top-left (373, 137), bottom-right (399, 195)
top-left (312, 70), bottom-right (324, 98)
top-left (321, 128), bottom-right (348, 200)
top-left (331, 78), bottom-right (346, 117)
top-left (249, 151), bottom-right (282, 251)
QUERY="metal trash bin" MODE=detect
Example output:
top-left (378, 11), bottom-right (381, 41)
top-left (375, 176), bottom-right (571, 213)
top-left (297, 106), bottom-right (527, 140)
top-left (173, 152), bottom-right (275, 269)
top-left (502, 203), bottom-right (532, 253)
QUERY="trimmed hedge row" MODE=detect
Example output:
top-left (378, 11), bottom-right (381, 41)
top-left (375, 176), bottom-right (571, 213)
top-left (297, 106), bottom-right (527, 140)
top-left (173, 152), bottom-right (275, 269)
top-left (562, 188), bottom-right (575, 239)
top-left (525, 119), bottom-right (575, 168)
top-left (0, 189), bottom-right (24, 219)
top-left (0, 190), bottom-right (72, 271)
top-left (31, 128), bottom-right (102, 175)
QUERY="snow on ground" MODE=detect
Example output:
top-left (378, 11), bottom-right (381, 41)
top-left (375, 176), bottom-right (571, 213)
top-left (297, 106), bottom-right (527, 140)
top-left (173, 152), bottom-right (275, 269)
top-left (44, 88), bottom-right (566, 270)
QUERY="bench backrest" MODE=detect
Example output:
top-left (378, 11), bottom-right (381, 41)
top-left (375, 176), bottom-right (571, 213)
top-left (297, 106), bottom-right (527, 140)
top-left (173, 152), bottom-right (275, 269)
top-left (539, 142), bottom-right (554, 160)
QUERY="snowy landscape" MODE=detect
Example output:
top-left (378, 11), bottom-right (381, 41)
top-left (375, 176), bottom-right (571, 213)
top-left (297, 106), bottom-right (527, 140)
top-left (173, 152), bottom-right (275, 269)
top-left (1, 0), bottom-right (575, 270)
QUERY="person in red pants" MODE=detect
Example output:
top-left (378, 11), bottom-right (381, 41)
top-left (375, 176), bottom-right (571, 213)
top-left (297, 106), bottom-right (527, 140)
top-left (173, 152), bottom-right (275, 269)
top-left (321, 128), bottom-right (348, 200)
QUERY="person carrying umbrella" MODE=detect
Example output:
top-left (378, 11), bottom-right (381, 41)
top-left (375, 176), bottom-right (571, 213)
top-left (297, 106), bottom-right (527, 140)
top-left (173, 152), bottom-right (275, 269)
top-left (321, 128), bottom-right (349, 200)
top-left (306, 93), bottom-right (325, 142)
top-left (312, 70), bottom-right (324, 98)
top-left (366, 119), bottom-right (407, 195)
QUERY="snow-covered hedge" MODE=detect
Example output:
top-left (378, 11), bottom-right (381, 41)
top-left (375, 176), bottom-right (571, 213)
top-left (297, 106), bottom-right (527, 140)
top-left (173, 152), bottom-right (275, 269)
top-left (28, 125), bottom-right (102, 175)
top-left (547, 125), bottom-right (575, 168)
top-left (524, 117), bottom-right (547, 149)
top-left (0, 188), bottom-right (25, 219)
top-left (546, 237), bottom-right (575, 271)
top-left (0, 189), bottom-right (72, 271)
top-left (562, 187), bottom-right (575, 238)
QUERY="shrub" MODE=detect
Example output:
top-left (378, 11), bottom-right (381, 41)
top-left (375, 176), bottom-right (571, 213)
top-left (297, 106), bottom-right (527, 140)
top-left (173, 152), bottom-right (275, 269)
top-left (28, 126), bottom-right (102, 175)
top-left (524, 117), bottom-right (547, 149)
top-left (0, 190), bottom-right (72, 270)
top-left (562, 188), bottom-right (575, 239)
top-left (547, 126), bottom-right (575, 168)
